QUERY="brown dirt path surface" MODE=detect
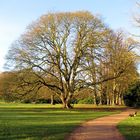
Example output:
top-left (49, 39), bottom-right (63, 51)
top-left (67, 109), bottom-right (136, 140)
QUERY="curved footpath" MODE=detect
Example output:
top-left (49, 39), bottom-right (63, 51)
top-left (66, 109), bottom-right (136, 140)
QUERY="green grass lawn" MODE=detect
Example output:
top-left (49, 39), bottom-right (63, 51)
top-left (118, 110), bottom-right (140, 140)
top-left (0, 103), bottom-right (118, 140)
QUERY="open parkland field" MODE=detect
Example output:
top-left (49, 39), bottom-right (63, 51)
top-left (0, 103), bottom-right (139, 140)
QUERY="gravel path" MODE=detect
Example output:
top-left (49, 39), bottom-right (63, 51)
top-left (67, 109), bottom-right (136, 140)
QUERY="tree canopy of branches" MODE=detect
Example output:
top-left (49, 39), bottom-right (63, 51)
top-left (5, 11), bottom-right (138, 108)
top-left (0, 72), bottom-right (19, 102)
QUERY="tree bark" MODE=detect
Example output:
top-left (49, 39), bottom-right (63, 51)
top-left (60, 94), bottom-right (73, 109)
top-left (51, 95), bottom-right (55, 105)
top-left (93, 92), bottom-right (96, 105)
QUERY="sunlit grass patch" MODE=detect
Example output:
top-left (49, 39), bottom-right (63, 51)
top-left (118, 110), bottom-right (140, 140)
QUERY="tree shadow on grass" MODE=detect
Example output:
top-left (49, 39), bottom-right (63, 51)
top-left (118, 123), bottom-right (140, 140)
top-left (0, 123), bottom-right (77, 140)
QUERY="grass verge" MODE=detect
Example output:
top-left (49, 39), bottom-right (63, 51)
top-left (118, 109), bottom-right (140, 140)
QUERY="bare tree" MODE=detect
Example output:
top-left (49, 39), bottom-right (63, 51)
top-left (6, 11), bottom-right (107, 108)
top-left (6, 11), bottom-right (138, 108)
top-left (82, 30), bottom-right (138, 105)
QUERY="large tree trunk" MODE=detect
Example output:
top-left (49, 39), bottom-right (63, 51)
top-left (93, 86), bottom-right (97, 105)
top-left (106, 94), bottom-right (110, 105)
top-left (93, 93), bottom-right (96, 105)
top-left (60, 94), bottom-right (73, 109)
top-left (106, 86), bottom-right (110, 105)
top-left (51, 95), bottom-right (55, 105)
top-left (97, 92), bottom-right (102, 105)
top-left (110, 93), bottom-right (115, 106)
top-left (118, 94), bottom-right (122, 105)
top-left (120, 93), bottom-right (124, 105)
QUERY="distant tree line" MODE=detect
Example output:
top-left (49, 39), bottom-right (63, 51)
top-left (0, 11), bottom-right (139, 108)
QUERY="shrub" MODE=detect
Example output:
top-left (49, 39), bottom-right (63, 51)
top-left (124, 81), bottom-right (140, 107)
top-left (35, 99), bottom-right (50, 104)
top-left (78, 97), bottom-right (94, 104)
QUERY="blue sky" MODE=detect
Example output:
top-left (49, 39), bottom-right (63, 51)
top-left (0, 0), bottom-right (139, 72)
